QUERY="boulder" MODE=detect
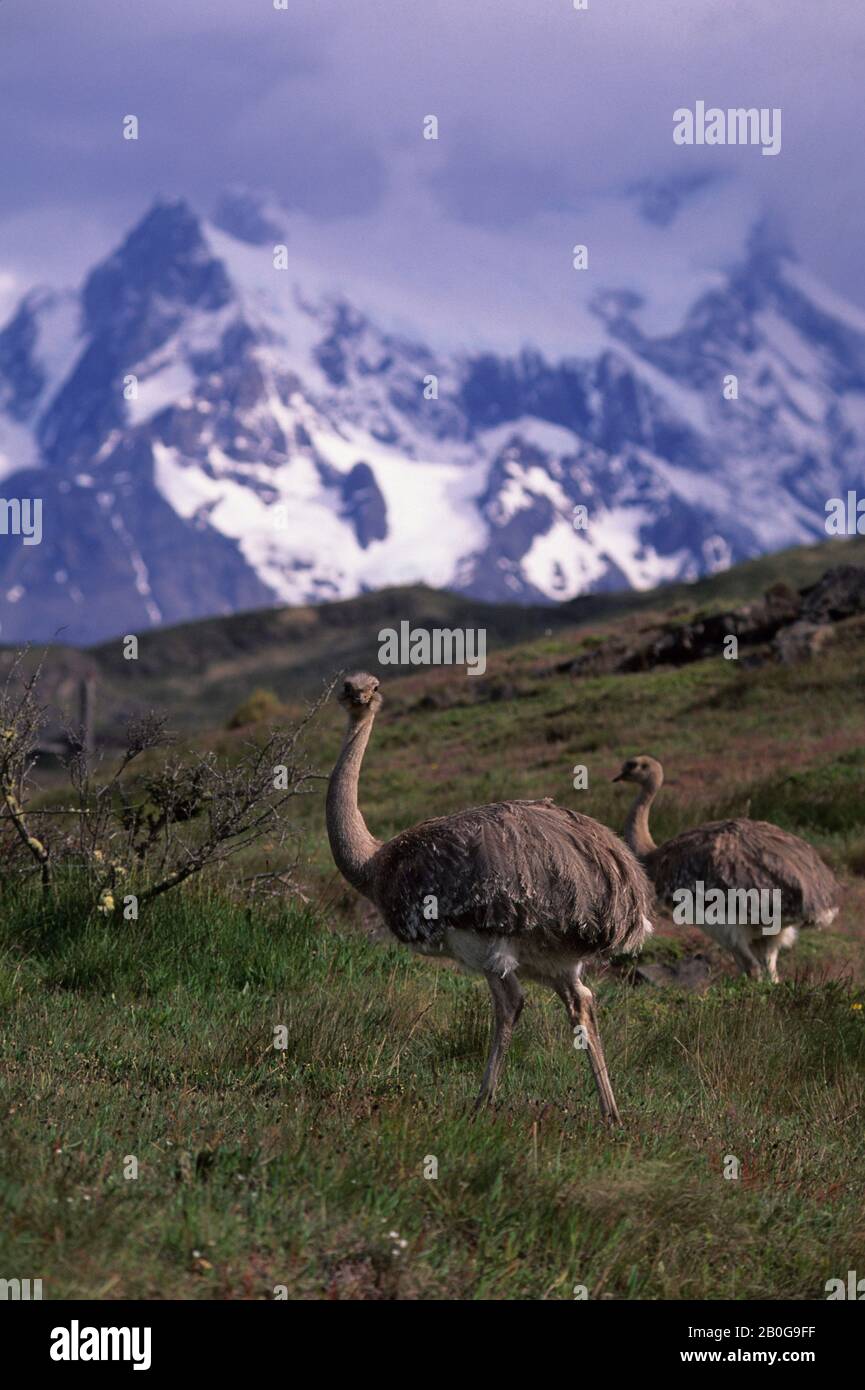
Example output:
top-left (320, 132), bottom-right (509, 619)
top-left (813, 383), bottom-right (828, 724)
top-left (774, 620), bottom-right (833, 664)
top-left (801, 565), bottom-right (865, 623)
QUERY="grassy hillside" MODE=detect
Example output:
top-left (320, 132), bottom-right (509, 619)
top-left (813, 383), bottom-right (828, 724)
top-left (2, 535), bottom-right (865, 1299)
top-left (5, 532), bottom-right (864, 736)
top-left (87, 585), bottom-right (578, 730)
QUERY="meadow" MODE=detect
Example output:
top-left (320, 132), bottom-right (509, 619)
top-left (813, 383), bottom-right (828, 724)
top-left (1, 541), bottom-right (865, 1300)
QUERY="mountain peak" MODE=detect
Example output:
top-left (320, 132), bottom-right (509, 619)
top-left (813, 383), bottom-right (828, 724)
top-left (1, 198), bottom-right (864, 643)
top-left (742, 216), bottom-right (796, 280)
top-left (82, 198), bottom-right (231, 342)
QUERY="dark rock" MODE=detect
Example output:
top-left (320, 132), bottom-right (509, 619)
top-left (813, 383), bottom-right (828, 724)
top-left (764, 579), bottom-right (802, 623)
top-left (633, 953), bottom-right (713, 990)
top-left (0, 292), bottom-right (50, 421)
top-left (339, 462), bottom-right (388, 549)
top-left (620, 601), bottom-right (779, 671)
top-left (801, 565), bottom-right (865, 623)
top-left (580, 567), bottom-right (863, 678)
top-left (774, 620), bottom-right (833, 664)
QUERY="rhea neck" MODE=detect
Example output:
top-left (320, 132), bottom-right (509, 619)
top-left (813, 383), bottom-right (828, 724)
top-left (624, 778), bottom-right (660, 859)
top-left (326, 708), bottom-right (382, 896)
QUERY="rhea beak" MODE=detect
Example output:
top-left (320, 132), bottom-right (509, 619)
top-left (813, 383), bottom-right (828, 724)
top-left (611, 773), bottom-right (624, 782)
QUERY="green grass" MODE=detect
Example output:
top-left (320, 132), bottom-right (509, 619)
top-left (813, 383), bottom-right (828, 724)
top-left (743, 750), bottom-right (865, 837)
top-left (1, 886), bottom-right (864, 1300)
top-left (5, 540), bottom-right (865, 1298)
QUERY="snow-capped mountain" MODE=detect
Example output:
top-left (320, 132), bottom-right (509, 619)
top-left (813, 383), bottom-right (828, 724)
top-left (1, 193), bottom-right (865, 643)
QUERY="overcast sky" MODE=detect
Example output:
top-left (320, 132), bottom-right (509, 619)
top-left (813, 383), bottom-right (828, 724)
top-left (1, 0), bottom-right (862, 348)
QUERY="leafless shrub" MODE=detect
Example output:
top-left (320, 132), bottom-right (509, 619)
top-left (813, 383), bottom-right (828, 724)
top-left (0, 651), bottom-right (52, 890)
top-left (0, 651), bottom-right (333, 916)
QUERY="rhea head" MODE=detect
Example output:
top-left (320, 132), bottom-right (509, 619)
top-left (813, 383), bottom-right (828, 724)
top-left (338, 671), bottom-right (382, 721)
top-left (612, 754), bottom-right (664, 789)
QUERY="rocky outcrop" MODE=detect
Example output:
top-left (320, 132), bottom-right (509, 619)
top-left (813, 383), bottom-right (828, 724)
top-left (559, 565), bottom-right (865, 678)
top-left (774, 620), bottom-right (833, 665)
top-left (800, 565), bottom-right (865, 623)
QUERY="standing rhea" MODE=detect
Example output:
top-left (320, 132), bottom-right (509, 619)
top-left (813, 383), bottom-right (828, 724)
top-left (326, 673), bottom-right (653, 1122)
top-left (613, 755), bottom-right (840, 982)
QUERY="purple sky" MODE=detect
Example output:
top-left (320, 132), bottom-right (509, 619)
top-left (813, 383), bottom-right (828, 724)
top-left (1, 0), bottom-right (862, 343)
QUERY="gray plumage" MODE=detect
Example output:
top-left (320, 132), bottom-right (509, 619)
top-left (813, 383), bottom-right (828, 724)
top-left (645, 818), bottom-right (840, 925)
top-left (372, 798), bottom-right (651, 955)
top-left (614, 754), bottom-right (841, 980)
top-left (327, 673), bottom-right (653, 1121)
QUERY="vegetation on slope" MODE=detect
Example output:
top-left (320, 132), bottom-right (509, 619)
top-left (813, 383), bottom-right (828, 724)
top-left (1, 891), bottom-right (863, 1299)
top-left (2, 538), bottom-right (865, 1299)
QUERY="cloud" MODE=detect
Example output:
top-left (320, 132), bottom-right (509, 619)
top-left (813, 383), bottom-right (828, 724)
top-left (0, 272), bottom-right (18, 327)
top-left (0, 0), bottom-right (863, 323)
top-left (270, 156), bottom-right (759, 354)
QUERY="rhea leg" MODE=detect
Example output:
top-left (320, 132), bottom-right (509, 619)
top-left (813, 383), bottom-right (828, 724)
top-left (474, 971), bottom-right (524, 1110)
top-left (752, 935), bottom-right (781, 983)
top-left (764, 945), bottom-right (780, 984)
top-left (734, 939), bottom-right (767, 984)
top-left (753, 925), bottom-right (797, 983)
top-left (555, 971), bottom-right (621, 1125)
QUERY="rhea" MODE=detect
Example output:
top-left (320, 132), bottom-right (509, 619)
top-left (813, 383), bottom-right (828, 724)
top-left (613, 755), bottom-right (840, 981)
top-left (326, 673), bottom-right (653, 1122)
